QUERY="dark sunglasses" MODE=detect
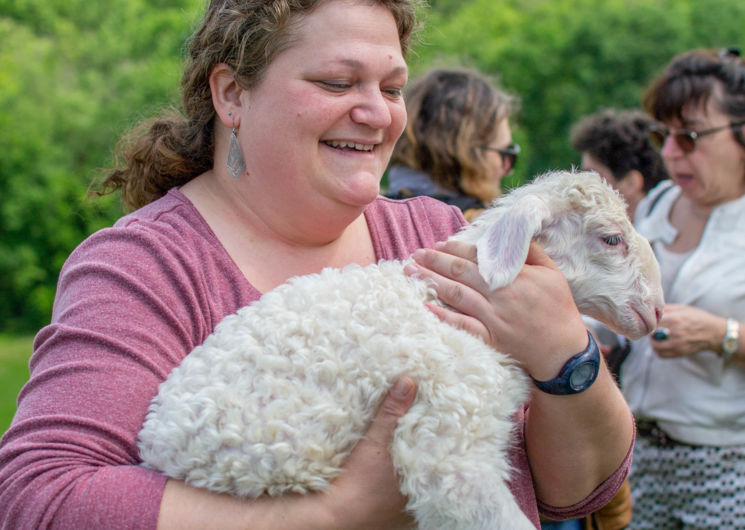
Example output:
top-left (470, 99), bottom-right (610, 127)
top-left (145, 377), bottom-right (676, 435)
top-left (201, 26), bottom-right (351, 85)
top-left (481, 143), bottom-right (520, 173)
top-left (648, 121), bottom-right (745, 153)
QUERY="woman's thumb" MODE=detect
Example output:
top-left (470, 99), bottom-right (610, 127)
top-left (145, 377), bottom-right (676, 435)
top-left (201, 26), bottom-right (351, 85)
top-left (368, 377), bottom-right (416, 442)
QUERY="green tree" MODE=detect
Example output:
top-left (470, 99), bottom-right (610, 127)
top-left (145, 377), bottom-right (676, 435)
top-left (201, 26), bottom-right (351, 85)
top-left (0, 0), bottom-right (203, 331)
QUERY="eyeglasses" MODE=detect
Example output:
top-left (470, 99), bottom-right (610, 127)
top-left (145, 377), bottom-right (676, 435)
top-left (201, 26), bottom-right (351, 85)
top-left (481, 143), bottom-right (520, 173)
top-left (648, 121), bottom-right (745, 153)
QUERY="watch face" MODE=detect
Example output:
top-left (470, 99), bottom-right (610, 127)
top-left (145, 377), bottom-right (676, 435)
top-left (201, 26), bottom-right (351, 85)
top-left (569, 361), bottom-right (596, 390)
top-left (724, 337), bottom-right (738, 354)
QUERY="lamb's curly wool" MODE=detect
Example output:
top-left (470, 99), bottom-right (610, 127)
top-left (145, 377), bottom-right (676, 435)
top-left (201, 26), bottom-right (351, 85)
top-left (138, 170), bottom-right (663, 530)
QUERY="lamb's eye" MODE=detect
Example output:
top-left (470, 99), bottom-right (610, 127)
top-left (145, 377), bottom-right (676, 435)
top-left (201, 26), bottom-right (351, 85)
top-left (602, 234), bottom-right (623, 246)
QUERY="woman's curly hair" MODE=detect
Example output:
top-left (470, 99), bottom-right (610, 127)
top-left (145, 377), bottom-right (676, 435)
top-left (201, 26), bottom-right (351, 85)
top-left (390, 67), bottom-right (517, 204)
top-left (97, 0), bottom-right (422, 211)
top-left (570, 108), bottom-right (668, 193)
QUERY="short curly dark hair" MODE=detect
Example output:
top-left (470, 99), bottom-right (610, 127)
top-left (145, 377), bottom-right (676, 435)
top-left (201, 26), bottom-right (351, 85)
top-left (642, 47), bottom-right (745, 149)
top-left (570, 108), bottom-right (668, 193)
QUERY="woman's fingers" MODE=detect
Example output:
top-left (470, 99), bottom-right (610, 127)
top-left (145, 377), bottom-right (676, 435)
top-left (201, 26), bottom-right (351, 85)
top-left (325, 377), bottom-right (417, 528)
top-left (369, 377), bottom-right (417, 440)
top-left (404, 245), bottom-right (497, 343)
top-left (408, 245), bottom-right (487, 294)
top-left (433, 239), bottom-right (478, 262)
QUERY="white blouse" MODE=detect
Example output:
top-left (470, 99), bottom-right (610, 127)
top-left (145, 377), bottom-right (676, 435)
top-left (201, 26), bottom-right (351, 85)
top-left (621, 181), bottom-right (745, 446)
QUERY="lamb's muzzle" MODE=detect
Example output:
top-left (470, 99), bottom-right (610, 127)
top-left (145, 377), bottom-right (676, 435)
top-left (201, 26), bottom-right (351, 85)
top-left (137, 169), bottom-right (663, 530)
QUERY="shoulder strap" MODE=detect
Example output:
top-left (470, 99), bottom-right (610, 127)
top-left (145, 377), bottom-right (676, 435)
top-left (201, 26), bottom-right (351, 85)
top-left (645, 184), bottom-right (673, 218)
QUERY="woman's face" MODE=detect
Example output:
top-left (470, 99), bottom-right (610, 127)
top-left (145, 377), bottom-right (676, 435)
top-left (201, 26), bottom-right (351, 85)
top-left (238, 0), bottom-right (408, 214)
top-left (659, 95), bottom-right (745, 208)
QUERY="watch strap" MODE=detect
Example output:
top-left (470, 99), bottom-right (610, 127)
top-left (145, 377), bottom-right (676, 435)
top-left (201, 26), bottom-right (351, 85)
top-left (532, 331), bottom-right (600, 395)
top-left (722, 318), bottom-right (739, 363)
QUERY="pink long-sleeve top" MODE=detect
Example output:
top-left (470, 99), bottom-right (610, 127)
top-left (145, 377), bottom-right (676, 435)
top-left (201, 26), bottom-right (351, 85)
top-left (0, 189), bottom-right (630, 528)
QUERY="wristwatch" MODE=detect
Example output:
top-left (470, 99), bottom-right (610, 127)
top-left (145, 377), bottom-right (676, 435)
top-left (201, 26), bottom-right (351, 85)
top-left (532, 331), bottom-right (600, 395)
top-left (721, 318), bottom-right (739, 363)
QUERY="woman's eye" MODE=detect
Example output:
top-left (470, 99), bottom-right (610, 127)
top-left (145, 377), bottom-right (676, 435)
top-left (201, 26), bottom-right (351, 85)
top-left (383, 87), bottom-right (403, 98)
top-left (602, 234), bottom-right (623, 246)
top-left (319, 81), bottom-right (351, 91)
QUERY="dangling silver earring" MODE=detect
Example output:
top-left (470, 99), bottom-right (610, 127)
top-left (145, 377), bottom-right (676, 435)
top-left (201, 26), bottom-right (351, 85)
top-left (226, 112), bottom-right (246, 179)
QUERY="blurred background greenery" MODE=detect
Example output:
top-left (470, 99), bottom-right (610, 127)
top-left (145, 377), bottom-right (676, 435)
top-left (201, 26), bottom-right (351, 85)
top-left (1, 0), bottom-right (743, 432)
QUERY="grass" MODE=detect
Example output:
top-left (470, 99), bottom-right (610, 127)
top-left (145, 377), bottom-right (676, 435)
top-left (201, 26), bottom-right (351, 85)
top-left (0, 334), bottom-right (34, 436)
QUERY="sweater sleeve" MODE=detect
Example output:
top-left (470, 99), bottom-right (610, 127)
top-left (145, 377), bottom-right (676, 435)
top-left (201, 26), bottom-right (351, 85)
top-left (0, 223), bottom-right (227, 529)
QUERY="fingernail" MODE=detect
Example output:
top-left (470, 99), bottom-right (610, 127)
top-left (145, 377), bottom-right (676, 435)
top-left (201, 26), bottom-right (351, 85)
top-left (411, 249), bottom-right (425, 262)
top-left (391, 377), bottom-right (414, 399)
top-left (403, 263), bottom-right (418, 276)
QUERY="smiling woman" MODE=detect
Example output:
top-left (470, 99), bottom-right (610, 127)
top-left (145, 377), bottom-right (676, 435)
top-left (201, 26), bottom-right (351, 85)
top-left (203, 1), bottom-right (409, 234)
top-left (0, 1), bottom-right (635, 528)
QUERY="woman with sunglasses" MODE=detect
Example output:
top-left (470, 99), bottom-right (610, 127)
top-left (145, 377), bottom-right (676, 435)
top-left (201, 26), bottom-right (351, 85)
top-left (620, 48), bottom-right (745, 528)
top-left (386, 67), bottom-right (519, 221)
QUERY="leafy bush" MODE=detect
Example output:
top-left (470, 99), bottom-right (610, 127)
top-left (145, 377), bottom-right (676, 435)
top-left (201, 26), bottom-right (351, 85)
top-left (0, 0), bottom-right (203, 331)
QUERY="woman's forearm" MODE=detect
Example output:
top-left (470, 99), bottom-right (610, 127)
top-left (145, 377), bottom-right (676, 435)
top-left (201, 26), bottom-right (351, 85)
top-left (158, 479), bottom-right (331, 530)
top-left (525, 361), bottom-right (634, 507)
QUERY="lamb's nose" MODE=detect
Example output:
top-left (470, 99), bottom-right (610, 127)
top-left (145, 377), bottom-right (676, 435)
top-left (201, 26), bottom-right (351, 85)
top-left (654, 305), bottom-right (664, 326)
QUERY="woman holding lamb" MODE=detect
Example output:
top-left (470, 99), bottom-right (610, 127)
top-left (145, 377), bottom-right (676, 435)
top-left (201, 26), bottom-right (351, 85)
top-left (0, 0), bottom-right (634, 528)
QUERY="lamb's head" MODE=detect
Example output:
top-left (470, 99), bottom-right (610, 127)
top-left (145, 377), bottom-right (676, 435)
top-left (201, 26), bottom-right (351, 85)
top-left (451, 169), bottom-right (663, 339)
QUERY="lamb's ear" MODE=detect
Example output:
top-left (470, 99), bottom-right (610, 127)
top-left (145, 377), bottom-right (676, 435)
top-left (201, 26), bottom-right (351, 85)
top-left (476, 195), bottom-right (552, 289)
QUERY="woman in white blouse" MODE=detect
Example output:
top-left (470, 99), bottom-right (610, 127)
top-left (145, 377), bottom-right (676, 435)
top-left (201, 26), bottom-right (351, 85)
top-left (621, 47), bottom-right (745, 528)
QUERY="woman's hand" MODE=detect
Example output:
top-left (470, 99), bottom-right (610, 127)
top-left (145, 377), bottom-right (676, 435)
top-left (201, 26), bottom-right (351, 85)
top-left (322, 377), bottom-right (417, 529)
top-left (406, 240), bottom-right (588, 380)
top-left (407, 239), bottom-right (633, 507)
top-left (158, 378), bottom-right (417, 530)
top-left (651, 303), bottom-right (726, 358)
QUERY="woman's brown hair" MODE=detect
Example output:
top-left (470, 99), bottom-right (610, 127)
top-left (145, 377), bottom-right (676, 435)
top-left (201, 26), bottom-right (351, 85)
top-left (390, 67), bottom-right (516, 204)
top-left (98, 0), bottom-right (421, 211)
top-left (642, 47), bottom-right (745, 149)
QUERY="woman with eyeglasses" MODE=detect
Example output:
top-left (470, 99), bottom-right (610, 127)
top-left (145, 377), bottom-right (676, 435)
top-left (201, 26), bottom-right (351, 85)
top-left (619, 48), bottom-right (745, 528)
top-left (386, 67), bottom-right (520, 221)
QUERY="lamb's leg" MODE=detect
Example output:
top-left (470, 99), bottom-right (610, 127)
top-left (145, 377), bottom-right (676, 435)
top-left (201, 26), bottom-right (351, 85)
top-left (392, 401), bottom-right (534, 530)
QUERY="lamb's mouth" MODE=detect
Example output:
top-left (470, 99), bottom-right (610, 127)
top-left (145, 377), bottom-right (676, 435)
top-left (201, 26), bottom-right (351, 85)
top-left (630, 306), bottom-right (657, 339)
top-left (324, 140), bottom-right (374, 152)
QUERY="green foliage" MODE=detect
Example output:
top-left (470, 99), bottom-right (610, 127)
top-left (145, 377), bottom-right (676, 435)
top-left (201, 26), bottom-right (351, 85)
top-left (0, 0), bottom-right (205, 332)
top-left (411, 0), bottom-right (743, 185)
top-left (0, 334), bottom-right (34, 435)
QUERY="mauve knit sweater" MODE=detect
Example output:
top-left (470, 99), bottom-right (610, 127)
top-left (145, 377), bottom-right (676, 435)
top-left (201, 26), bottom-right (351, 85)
top-left (0, 189), bottom-right (630, 528)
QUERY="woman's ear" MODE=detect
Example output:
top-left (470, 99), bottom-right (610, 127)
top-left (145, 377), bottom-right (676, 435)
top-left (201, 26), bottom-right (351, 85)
top-left (210, 63), bottom-right (244, 129)
top-left (619, 169), bottom-right (645, 198)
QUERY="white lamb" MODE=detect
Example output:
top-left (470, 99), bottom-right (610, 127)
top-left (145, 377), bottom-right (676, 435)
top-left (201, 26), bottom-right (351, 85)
top-left (138, 169), bottom-right (663, 529)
